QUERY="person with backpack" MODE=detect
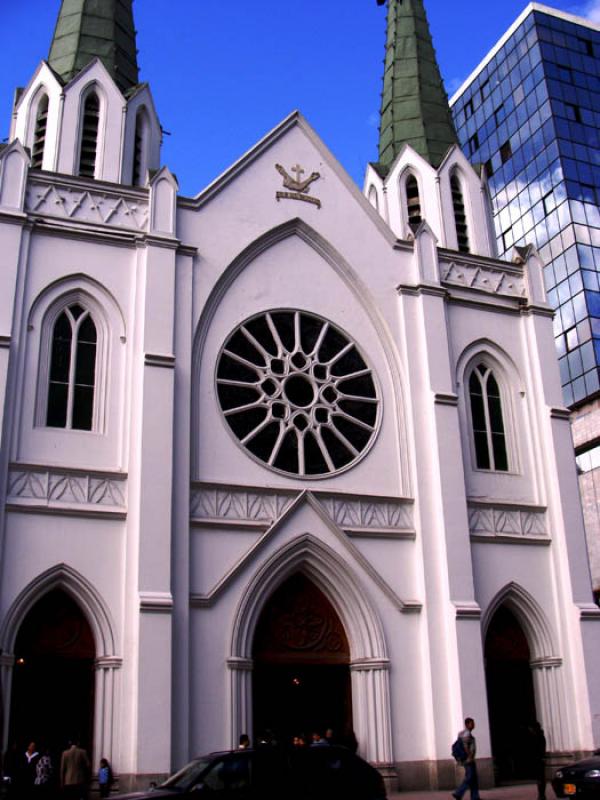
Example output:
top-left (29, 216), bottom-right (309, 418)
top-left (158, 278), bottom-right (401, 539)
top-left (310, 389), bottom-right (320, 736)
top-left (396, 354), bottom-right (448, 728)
top-left (452, 717), bottom-right (481, 800)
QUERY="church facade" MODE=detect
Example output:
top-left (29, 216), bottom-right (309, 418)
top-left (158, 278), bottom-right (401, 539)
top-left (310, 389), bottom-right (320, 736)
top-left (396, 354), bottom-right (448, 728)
top-left (0, 0), bottom-right (599, 791)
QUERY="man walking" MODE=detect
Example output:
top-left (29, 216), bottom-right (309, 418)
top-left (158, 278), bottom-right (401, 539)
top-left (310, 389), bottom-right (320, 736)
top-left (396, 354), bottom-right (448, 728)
top-left (453, 717), bottom-right (480, 800)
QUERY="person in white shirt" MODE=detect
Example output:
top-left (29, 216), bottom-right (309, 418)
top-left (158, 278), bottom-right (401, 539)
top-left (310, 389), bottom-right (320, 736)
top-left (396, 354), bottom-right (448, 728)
top-left (452, 717), bottom-right (481, 800)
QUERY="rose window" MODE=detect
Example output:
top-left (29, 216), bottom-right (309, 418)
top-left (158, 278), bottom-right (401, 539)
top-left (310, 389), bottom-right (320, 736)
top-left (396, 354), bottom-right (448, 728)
top-left (216, 310), bottom-right (380, 477)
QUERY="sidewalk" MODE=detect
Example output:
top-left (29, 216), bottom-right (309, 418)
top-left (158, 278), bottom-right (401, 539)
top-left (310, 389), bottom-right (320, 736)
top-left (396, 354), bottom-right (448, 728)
top-left (389, 783), bottom-right (553, 799)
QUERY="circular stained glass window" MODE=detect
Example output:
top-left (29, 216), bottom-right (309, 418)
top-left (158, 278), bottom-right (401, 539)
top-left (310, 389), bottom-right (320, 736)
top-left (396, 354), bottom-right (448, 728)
top-left (216, 310), bottom-right (380, 477)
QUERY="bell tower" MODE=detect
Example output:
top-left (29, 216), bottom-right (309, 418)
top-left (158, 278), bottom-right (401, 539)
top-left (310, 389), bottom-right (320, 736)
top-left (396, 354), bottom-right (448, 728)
top-left (366, 0), bottom-right (497, 257)
top-left (9, 0), bottom-right (161, 186)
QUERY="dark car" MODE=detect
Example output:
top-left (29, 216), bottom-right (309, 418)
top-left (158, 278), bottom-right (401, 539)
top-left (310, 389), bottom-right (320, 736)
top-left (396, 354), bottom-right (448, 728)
top-left (552, 751), bottom-right (600, 798)
top-left (116, 745), bottom-right (387, 800)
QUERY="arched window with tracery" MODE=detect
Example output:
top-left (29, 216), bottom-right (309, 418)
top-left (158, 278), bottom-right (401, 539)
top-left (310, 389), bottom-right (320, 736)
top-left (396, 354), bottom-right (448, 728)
top-left (405, 173), bottom-right (422, 229)
top-left (468, 362), bottom-right (508, 471)
top-left (46, 303), bottom-right (97, 430)
top-left (78, 91), bottom-right (100, 178)
top-left (451, 171), bottom-right (470, 253)
top-left (31, 93), bottom-right (49, 170)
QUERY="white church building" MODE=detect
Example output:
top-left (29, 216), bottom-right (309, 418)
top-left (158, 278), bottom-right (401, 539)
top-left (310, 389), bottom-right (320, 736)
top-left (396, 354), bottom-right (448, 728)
top-left (0, 0), bottom-right (599, 791)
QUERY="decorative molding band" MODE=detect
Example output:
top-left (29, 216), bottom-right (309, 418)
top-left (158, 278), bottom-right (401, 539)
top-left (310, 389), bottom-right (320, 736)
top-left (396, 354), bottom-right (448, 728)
top-left (550, 407), bottom-right (571, 420)
top-left (396, 283), bottom-right (447, 299)
top-left (177, 244), bottom-right (199, 258)
top-left (468, 502), bottom-right (548, 541)
top-left (95, 656), bottom-right (123, 669)
top-left (190, 484), bottom-right (415, 536)
top-left (520, 304), bottom-right (554, 318)
top-left (0, 335), bottom-right (11, 349)
top-left (454, 602), bottom-right (482, 619)
top-left (577, 603), bottom-right (600, 620)
top-left (190, 486), bottom-right (296, 527)
top-left (318, 495), bottom-right (414, 535)
top-left (7, 464), bottom-right (127, 515)
top-left (139, 592), bottom-right (173, 613)
top-left (440, 260), bottom-right (526, 299)
top-left (434, 392), bottom-right (459, 407)
top-left (144, 352), bottom-right (176, 369)
top-left (26, 178), bottom-right (149, 232)
top-left (226, 657), bottom-right (253, 671)
top-left (350, 658), bottom-right (391, 672)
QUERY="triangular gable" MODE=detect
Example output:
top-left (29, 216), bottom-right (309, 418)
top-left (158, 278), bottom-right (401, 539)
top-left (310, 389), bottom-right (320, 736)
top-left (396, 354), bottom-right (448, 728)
top-left (183, 110), bottom-right (397, 245)
top-left (190, 490), bottom-right (421, 612)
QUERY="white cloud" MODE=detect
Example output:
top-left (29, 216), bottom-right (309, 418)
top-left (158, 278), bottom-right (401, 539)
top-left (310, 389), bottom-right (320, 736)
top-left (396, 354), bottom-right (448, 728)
top-left (445, 76), bottom-right (465, 97)
top-left (569, 0), bottom-right (600, 22)
top-left (367, 111), bottom-right (379, 129)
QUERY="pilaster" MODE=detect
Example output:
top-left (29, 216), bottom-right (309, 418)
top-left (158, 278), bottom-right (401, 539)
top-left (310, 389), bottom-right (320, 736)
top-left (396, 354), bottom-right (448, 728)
top-left (398, 231), bottom-right (490, 766)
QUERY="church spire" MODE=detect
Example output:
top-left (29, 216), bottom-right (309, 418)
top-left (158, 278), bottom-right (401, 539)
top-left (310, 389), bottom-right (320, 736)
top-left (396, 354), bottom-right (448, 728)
top-left (48, 0), bottom-right (139, 93)
top-left (377, 0), bottom-right (458, 172)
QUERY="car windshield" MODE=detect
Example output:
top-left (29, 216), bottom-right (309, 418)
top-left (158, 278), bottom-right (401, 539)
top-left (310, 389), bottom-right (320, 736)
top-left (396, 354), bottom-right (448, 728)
top-left (160, 757), bottom-right (213, 791)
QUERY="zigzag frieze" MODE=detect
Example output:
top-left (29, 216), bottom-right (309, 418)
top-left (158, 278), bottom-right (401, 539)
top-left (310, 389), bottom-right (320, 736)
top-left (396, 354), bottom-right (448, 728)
top-left (441, 261), bottom-right (526, 299)
top-left (25, 179), bottom-right (149, 231)
top-left (190, 487), bottom-right (296, 523)
top-left (8, 466), bottom-right (126, 512)
top-left (468, 503), bottom-right (548, 539)
top-left (190, 485), bottom-right (414, 534)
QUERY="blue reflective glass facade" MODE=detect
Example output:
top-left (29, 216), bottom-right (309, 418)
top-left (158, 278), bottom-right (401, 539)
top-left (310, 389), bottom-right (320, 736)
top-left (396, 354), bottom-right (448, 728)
top-left (451, 8), bottom-right (600, 407)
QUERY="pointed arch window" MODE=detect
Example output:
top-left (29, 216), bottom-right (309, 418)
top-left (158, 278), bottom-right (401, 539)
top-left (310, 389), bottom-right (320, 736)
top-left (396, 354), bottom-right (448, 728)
top-left (451, 172), bottom-right (470, 253)
top-left (78, 91), bottom-right (100, 178)
top-left (468, 363), bottom-right (508, 471)
top-left (405, 174), bottom-right (422, 229)
top-left (31, 94), bottom-right (49, 170)
top-left (46, 303), bottom-right (97, 430)
top-left (132, 107), bottom-right (150, 186)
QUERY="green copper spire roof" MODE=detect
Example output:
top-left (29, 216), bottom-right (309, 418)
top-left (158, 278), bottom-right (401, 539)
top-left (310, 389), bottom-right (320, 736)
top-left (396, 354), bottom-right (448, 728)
top-left (377, 0), bottom-right (458, 172)
top-left (48, 0), bottom-right (139, 93)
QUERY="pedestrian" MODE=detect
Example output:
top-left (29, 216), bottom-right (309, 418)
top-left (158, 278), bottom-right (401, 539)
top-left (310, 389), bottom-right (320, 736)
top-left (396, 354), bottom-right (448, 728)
top-left (97, 758), bottom-right (113, 799)
top-left (60, 740), bottom-right (90, 800)
top-left (452, 717), bottom-right (480, 800)
top-left (21, 742), bottom-right (40, 799)
top-left (34, 747), bottom-right (53, 800)
top-left (529, 720), bottom-right (547, 800)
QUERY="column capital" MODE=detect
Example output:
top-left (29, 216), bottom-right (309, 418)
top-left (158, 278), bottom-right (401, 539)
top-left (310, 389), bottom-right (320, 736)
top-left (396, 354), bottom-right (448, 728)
top-left (227, 657), bottom-right (253, 672)
top-left (95, 656), bottom-right (123, 670)
top-left (350, 658), bottom-right (390, 672)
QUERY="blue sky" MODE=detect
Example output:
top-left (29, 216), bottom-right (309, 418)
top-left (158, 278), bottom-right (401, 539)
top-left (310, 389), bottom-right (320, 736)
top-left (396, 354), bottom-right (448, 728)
top-left (1, 0), bottom-right (598, 195)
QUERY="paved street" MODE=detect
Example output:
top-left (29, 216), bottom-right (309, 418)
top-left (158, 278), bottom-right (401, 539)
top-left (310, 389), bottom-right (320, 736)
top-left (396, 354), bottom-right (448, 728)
top-left (389, 783), bottom-right (553, 799)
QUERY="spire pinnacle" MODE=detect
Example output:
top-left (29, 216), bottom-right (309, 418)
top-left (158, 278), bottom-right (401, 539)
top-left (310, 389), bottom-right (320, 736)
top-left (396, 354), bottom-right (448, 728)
top-left (48, 0), bottom-right (139, 93)
top-left (377, 0), bottom-right (458, 172)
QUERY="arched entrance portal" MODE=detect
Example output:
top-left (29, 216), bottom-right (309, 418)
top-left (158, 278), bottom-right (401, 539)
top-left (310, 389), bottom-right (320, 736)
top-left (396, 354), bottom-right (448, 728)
top-left (9, 589), bottom-right (95, 754)
top-left (252, 573), bottom-right (352, 745)
top-left (485, 605), bottom-right (538, 782)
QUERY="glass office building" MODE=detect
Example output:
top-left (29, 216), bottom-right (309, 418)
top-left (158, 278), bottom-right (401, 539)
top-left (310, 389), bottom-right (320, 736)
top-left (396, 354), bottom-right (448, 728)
top-left (450, 4), bottom-right (600, 409)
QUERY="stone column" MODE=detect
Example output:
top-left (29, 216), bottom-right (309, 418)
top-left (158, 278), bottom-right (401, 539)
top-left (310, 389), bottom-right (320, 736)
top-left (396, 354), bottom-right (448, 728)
top-left (227, 658), bottom-right (253, 749)
top-left (530, 657), bottom-right (568, 752)
top-left (0, 653), bottom-right (15, 754)
top-left (93, 656), bottom-right (122, 766)
top-left (350, 658), bottom-right (393, 765)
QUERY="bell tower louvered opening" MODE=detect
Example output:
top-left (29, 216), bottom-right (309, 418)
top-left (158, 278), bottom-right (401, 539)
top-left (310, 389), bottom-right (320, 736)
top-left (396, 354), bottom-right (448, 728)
top-left (405, 174), bottom-right (422, 230)
top-left (78, 92), bottom-right (100, 178)
top-left (132, 108), bottom-right (148, 187)
top-left (31, 95), bottom-right (49, 170)
top-left (451, 173), bottom-right (470, 253)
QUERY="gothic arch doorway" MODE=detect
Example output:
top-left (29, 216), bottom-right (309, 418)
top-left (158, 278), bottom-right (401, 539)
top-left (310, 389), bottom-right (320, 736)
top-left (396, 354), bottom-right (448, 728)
top-left (9, 589), bottom-right (96, 755)
top-left (485, 605), bottom-right (538, 782)
top-left (252, 573), bottom-right (352, 745)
